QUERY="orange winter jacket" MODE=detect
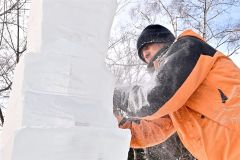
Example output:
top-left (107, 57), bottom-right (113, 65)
top-left (115, 30), bottom-right (240, 160)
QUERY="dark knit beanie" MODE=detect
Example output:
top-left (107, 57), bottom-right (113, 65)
top-left (137, 24), bottom-right (175, 62)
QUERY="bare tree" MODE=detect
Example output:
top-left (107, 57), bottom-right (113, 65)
top-left (107, 0), bottom-right (240, 86)
top-left (0, 0), bottom-right (30, 126)
top-left (107, 28), bottom-right (148, 85)
top-left (130, 0), bottom-right (240, 54)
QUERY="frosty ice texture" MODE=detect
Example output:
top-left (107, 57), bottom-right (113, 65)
top-left (0, 0), bottom-right (130, 159)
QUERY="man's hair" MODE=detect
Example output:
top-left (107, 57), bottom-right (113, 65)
top-left (137, 24), bottom-right (175, 63)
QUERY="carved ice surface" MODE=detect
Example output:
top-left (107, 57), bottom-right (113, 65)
top-left (0, 0), bottom-right (130, 159)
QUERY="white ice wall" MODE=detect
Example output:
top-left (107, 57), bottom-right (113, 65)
top-left (0, 0), bottom-right (130, 159)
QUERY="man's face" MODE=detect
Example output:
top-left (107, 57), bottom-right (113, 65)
top-left (141, 43), bottom-right (165, 64)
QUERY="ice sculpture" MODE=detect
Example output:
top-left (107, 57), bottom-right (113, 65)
top-left (0, 0), bottom-right (130, 159)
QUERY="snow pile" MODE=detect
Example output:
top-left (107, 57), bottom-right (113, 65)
top-left (0, 0), bottom-right (130, 159)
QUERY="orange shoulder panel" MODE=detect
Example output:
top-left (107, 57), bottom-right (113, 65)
top-left (178, 29), bottom-right (205, 41)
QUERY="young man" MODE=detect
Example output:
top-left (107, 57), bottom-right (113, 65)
top-left (113, 24), bottom-right (240, 160)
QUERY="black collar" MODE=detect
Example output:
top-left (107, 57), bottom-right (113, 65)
top-left (147, 45), bottom-right (170, 73)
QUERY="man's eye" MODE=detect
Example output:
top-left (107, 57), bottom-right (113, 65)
top-left (146, 53), bottom-right (151, 57)
top-left (143, 45), bottom-right (149, 51)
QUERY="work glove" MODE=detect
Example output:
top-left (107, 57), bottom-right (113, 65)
top-left (113, 85), bottom-right (149, 118)
top-left (113, 87), bottom-right (130, 116)
top-left (113, 86), bottom-right (143, 129)
top-left (113, 86), bottom-right (136, 128)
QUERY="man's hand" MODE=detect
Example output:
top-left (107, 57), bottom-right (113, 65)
top-left (113, 85), bottom-right (150, 118)
top-left (113, 87), bottom-right (130, 116)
